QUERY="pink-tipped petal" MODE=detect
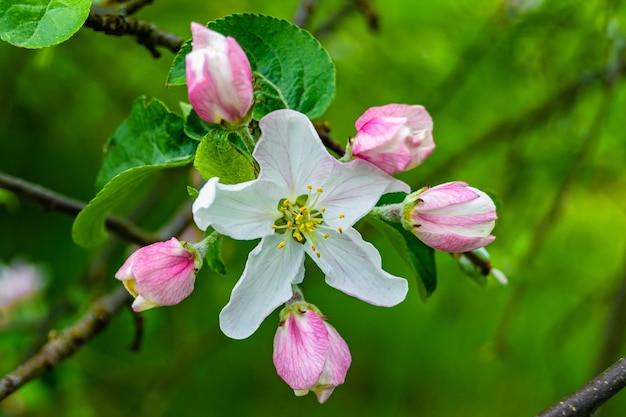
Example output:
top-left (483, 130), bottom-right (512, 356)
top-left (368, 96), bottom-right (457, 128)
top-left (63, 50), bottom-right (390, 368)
top-left (273, 303), bottom-right (351, 403)
top-left (406, 182), bottom-right (497, 252)
top-left (186, 23), bottom-right (253, 124)
top-left (273, 309), bottom-right (329, 390)
top-left (115, 238), bottom-right (200, 309)
top-left (352, 104), bottom-right (435, 174)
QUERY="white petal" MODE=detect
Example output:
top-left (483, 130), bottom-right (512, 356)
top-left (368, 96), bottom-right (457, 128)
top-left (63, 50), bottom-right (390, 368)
top-left (219, 235), bottom-right (305, 339)
top-left (319, 159), bottom-right (410, 227)
top-left (192, 177), bottom-right (283, 239)
top-left (307, 228), bottom-right (408, 306)
top-left (255, 110), bottom-right (333, 196)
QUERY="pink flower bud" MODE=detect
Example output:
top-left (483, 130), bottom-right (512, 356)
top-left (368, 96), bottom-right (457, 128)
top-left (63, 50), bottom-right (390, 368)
top-left (185, 22), bottom-right (254, 124)
top-left (403, 182), bottom-right (497, 252)
top-left (351, 104), bottom-right (434, 174)
top-left (115, 238), bottom-right (202, 312)
top-left (273, 302), bottom-right (351, 403)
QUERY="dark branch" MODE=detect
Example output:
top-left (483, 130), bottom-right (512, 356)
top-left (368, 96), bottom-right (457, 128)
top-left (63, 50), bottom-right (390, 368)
top-left (0, 171), bottom-right (158, 246)
top-left (353, 0), bottom-right (379, 31)
top-left (0, 286), bottom-right (132, 402)
top-left (120, 0), bottom-right (154, 15)
top-left (84, 10), bottom-right (184, 58)
top-left (536, 357), bottom-right (626, 417)
top-left (313, 121), bottom-right (346, 156)
top-left (313, 0), bottom-right (379, 38)
top-left (293, 0), bottom-right (318, 29)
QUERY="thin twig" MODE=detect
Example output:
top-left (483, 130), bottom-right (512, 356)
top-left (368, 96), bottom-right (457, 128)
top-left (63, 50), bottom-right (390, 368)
top-left (314, 121), bottom-right (346, 156)
top-left (427, 68), bottom-right (604, 181)
top-left (313, 3), bottom-right (355, 38)
top-left (353, 0), bottom-right (379, 31)
top-left (293, 0), bottom-right (318, 29)
top-left (0, 286), bottom-right (132, 402)
top-left (535, 357), bottom-right (626, 417)
top-left (84, 10), bottom-right (184, 58)
top-left (120, 0), bottom-right (154, 15)
top-left (0, 171), bottom-right (158, 246)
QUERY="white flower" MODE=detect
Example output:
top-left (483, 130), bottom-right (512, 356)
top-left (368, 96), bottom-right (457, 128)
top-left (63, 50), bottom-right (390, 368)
top-left (192, 109), bottom-right (410, 339)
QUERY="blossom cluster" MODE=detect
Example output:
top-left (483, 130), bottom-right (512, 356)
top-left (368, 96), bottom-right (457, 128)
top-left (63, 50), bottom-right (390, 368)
top-left (114, 23), bottom-right (502, 403)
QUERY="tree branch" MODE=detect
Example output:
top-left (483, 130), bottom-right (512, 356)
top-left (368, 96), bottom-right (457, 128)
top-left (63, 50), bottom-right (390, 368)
top-left (536, 357), bottom-right (626, 417)
top-left (0, 171), bottom-right (158, 246)
top-left (293, 0), bottom-right (318, 29)
top-left (0, 286), bottom-right (132, 402)
top-left (314, 121), bottom-right (346, 156)
top-left (84, 9), bottom-right (184, 58)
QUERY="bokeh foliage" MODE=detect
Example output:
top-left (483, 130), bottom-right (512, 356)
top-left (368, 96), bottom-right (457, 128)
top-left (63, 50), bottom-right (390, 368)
top-left (1, 0), bottom-right (626, 416)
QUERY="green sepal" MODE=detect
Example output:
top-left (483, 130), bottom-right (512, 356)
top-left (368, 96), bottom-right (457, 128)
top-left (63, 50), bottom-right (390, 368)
top-left (203, 228), bottom-right (226, 275)
top-left (187, 186), bottom-right (199, 199)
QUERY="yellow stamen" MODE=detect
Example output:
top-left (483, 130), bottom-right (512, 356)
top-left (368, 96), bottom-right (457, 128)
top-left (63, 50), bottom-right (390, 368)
top-left (337, 227), bottom-right (343, 234)
top-left (316, 187), bottom-right (323, 193)
top-left (338, 214), bottom-right (345, 219)
top-left (277, 242), bottom-right (285, 249)
top-left (323, 233), bottom-right (330, 239)
top-left (307, 184), bottom-right (313, 190)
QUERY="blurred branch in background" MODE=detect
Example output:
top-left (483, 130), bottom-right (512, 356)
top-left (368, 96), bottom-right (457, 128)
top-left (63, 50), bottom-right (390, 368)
top-left (313, 0), bottom-right (379, 38)
top-left (0, 171), bottom-right (158, 247)
top-left (494, 72), bottom-right (617, 355)
top-left (535, 357), bottom-right (626, 417)
top-left (0, 286), bottom-right (132, 402)
top-left (428, 67), bottom-right (608, 182)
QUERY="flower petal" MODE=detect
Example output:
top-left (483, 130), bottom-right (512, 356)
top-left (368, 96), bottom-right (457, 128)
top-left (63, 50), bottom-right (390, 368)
top-left (273, 309), bottom-right (329, 390)
top-left (319, 159), bottom-right (410, 228)
top-left (220, 235), bottom-right (305, 339)
top-left (131, 238), bottom-right (197, 307)
top-left (308, 228), bottom-right (408, 306)
top-left (192, 177), bottom-right (282, 239)
top-left (254, 109), bottom-right (333, 196)
top-left (416, 229), bottom-right (495, 252)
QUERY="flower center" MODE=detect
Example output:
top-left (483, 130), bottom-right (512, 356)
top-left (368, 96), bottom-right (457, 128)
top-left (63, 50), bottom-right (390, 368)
top-left (272, 185), bottom-right (342, 258)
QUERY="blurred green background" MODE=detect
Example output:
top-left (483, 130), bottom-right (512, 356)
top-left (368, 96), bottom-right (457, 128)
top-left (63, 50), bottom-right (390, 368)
top-left (1, 0), bottom-right (626, 416)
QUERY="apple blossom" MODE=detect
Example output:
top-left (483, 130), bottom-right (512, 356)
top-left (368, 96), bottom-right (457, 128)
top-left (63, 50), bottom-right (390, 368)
top-left (192, 109), bottom-right (410, 339)
top-left (115, 237), bottom-right (205, 312)
top-left (402, 182), bottom-right (497, 252)
top-left (273, 301), bottom-right (351, 403)
top-left (186, 22), bottom-right (254, 124)
top-left (351, 104), bottom-right (434, 174)
top-left (0, 261), bottom-right (46, 310)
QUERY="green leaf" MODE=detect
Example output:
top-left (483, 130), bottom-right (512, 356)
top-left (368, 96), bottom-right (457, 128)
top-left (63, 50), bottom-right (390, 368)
top-left (96, 96), bottom-right (198, 190)
top-left (184, 109), bottom-right (212, 141)
top-left (74, 166), bottom-right (180, 247)
top-left (167, 14), bottom-right (336, 119)
top-left (204, 229), bottom-right (226, 275)
top-left (194, 130), bottom-right (256, 184)
top-left (0, 0), bottom-right (90, 48)
top-left (366, 215), bottom-right (437, 300)
top-left (167, 41), bottom-right (191, 86)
